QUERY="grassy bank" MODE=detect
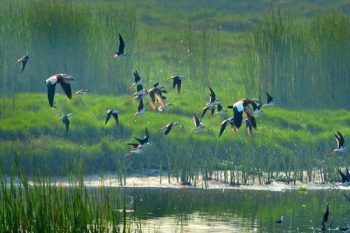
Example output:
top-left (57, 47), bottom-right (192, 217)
top-left (0, 93), bottom-right (349, 183)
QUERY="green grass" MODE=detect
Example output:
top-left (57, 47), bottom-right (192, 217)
top-left (0, 93), bottom-right (349, 183)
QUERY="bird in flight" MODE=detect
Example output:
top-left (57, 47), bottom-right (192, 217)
top-left (44, 74), bottom-right (74, 107)
top-left (170, 76), bottom-right (184, 94)
top-left (17, 54), bottom-right (30, 73)
top-left (114, 33), bottom-right (127, 57)
top-left (105, 109), bottom-right (119, 125)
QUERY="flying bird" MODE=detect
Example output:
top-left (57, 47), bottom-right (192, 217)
top-left (162, 122), bottom-right (179, 135)
top-left (105, 109), bottom-right (119, 125)
top-left (321, 204), bottom-right (329, 231)
top-left (263, 92), bottom-right (275, 107)
top-left (59, 113), bottom-right (72, 133)
top-left (45, 74), bottom-right (74, 107)
top-left (252, 96), bottom-right (263, 114)
top-left (192, 115), bottom-right (205, 131)
top-left (148, 83), bottom-right (166, 110)
top-left (131, 71), bottom-right (142, 88)
top-left (114, 33), bottom-right (126, 57)
top-left (74, 89), bottom-right (89, 95)
top-left (134, 128), bottom-right (151, 146)
top-left (227, 98), bottom-right (257, 131)
top-left (334, 131), bottom-right (346, 153)
top-left (17, 54), bottom-right (30, 73)
top-left (135, 98), bottom-right (146, 116)
top-left (218, 117), bottom-right (235, 137)
top-left (275, 216), bottom-right (284, 224)
top-left (201, 87), bottom-right (220, 118)
top-left (131, 84), bottom-right (148, 101)
top-left (338, 169), bottom-right (350, 184)
top-left (125, 143), bottom-right (143, 156)
top-left (170, 76), bottom-right (183, 94)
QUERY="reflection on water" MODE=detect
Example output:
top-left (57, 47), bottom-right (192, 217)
top-left (121, 188), bottom-right (350, 233)
top-left (141, 213), bottom-right (258, 233)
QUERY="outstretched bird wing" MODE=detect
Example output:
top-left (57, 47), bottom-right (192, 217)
top-left (193, 115), bottom-right (200, 127)
top-left (209, 87), bottom-right (216, 103)
top-left (133, 71), bottom-right (141, 83)
top-left (59, 80), bottom-right (72, 99)
top-left (201, 106), bottom-right (209, 119)
top-left (112, 112), bottom-right (119, 125)
top-left (219, 119), bottom-right (229, 137)
top-left (137, 98), bottom-right (144, 112)
top-left (105, 110), bottom-right (112, 125)
top-left (337, 131), bottom-right (345, 147)
top-left (149, 90), bottom-right (156, 110)
top-left (266, 92), bottom-right (274, 104)
top-left (164, 122), bottom-right (173, 135)
top-left (127, 143), bottom-right (139, 149)
top-left (321, 204), bottom-right (329, 228)
top-left (46, 83), bottom-right (56, 107)
top-left (118, 33), bottom-right (125, 54)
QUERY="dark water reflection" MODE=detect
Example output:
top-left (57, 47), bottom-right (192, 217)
top-left (121, 188), bottom-right (350, 232)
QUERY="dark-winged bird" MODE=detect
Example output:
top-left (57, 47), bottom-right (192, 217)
top-left (334, 131), bottom-right (346, 153)
top-left (321, 204), bottom-right (329, 231)
top-left (338, 169), bottom-right (350, 184)
top-left (135, 98), bottom-right (145, 116)
top-left (162, 122), bottom-right (179, 135)
top-left (45, 74), bottom-right (74, 107)
top-left (215, 103), bottom-right (227, 115)
top-left (17, 55), bottom-right (30, 73)
top-left (125, 143), bottom-right (143, 156)
top-left (275, 216), bottom-right (284, 224)
top-left (114, 33), bottom-right (126, 57)
top-left (227, 98), bottom-right (257, 131)
top-left (201, 87), bottom-right (220, 118)
top-left (148, 82), bottom-right (166, 110)
top-left (170, 76), bottom-right (183, 94)
top-left (193, 115), bottom-right (205, 131)
top-left (131, 70), bottom-right (142, 88)
top-left (134, 128), bottom-right (151, 146)
top-left (60, 113), bottom-right (72, 133)
top-left (218, 117), bottom-right (235, 137)
top-left (105, 109), bottom-right (119, 125)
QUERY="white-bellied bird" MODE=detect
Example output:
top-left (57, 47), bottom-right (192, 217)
top-left (193, 115), bottom-right (205, 131)
top-left (17, 54), bottom-right (30, 73)
top-left (105, 109), bottom-right (119, 125)
top-left (45, 74), bottom-right (74, 107)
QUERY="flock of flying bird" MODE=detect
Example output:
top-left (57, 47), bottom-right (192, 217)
top-left (15, 28), bottom-right (350, 232)
top-left (17, 33), bottom-right (347, 159)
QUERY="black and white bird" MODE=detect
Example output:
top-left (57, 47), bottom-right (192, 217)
top-left (105, 109), bottom-right (119, 125)
top-left (201, 87), bottom-right (220, 118)
top-left (60, 113), bottom-right (72, 133)
top-left (275, 216), bottom-right (284, 224)
top-left (74, 89), bottom-right (89, 95)
top-left (321, 204), bottom-right (329, 231)
top-left (263, 92), bottom-right (275, 107)
top-left (338, 169), bottom-right (350, 184)
top-left (17, 54), bottom-right (30, 73)
top-left (125, 143), bottom-right (143, 156)
top-left (135, 98), bottom-right (146, 116)
top-left (227, 98), bottom-right (257, 131)
top-left (334, 131), bottom-right (346, 153)
top-left (218, 117), bottom-right (235, 137)
top-left (114, 33), bottom-right (126, 57)
top-left (131, 71), bottom-right (143, 88)
top-left (158, 95), bottom-right (171, 112)
top-left (134, 128), bottom-right (151, 146)
top-left (192, 115), bottom-right (205, 131)
top-left (162, 122), bottom-right (179, 135)
top-left (170, 76), bottom-right (184, 94)
top-left (132, 84), bottom-right (148, 101)
top-left (44, 74), bottom-right (74, 107)
top-left (335, 224), bottom-right (350, 232)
